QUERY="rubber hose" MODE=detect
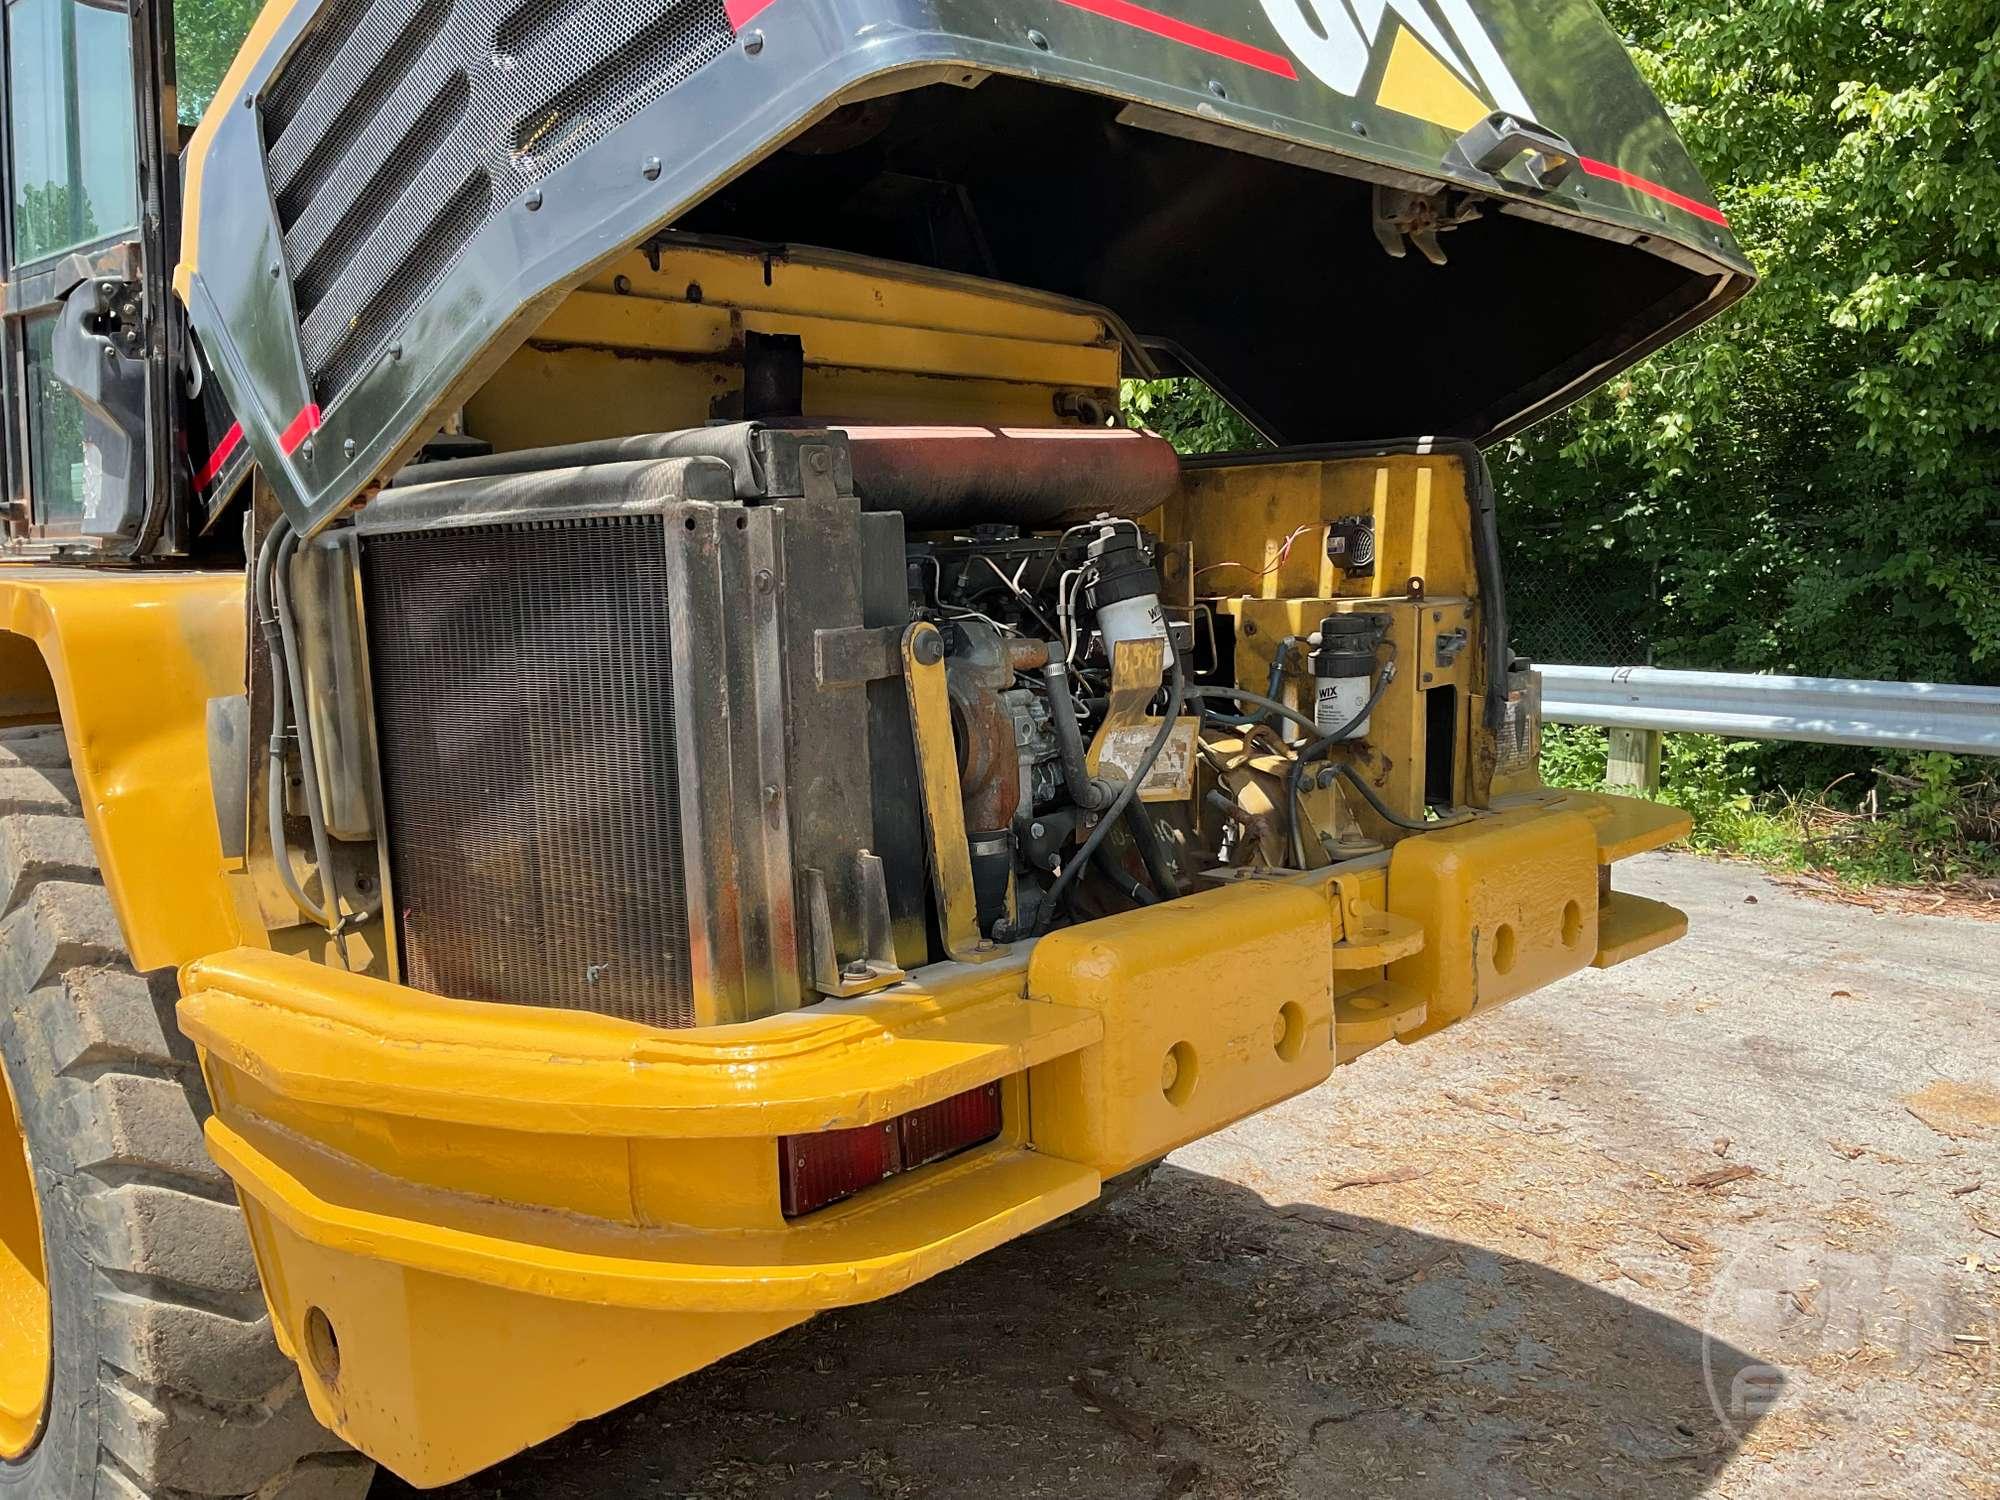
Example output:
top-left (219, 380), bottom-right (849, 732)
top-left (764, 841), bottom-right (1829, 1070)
top-left (1031, 654), bottom-right (1186, 935)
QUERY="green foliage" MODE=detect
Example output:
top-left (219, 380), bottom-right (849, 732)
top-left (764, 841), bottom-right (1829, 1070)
top-left (1539, 727), bottom-right (2000, 881)
top-left (1497, 0), bottom-right (2000, 683)
top-left (1120, 378), bottom-right (1263, 455)
top-left (174, 0), bottom-right (263, 125)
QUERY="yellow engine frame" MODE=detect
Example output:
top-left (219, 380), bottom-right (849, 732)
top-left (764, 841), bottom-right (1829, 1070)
top-left (1, 247), bottom-right (1689, 1485)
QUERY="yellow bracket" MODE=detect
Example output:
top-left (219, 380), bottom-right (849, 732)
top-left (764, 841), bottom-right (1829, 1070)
top-left (1086, 636), bottom-right (1197, 802)
top-left (901, 622), bottom-right (1006, 963)
top-left (1335, 981), bottom-right (1430, 1054)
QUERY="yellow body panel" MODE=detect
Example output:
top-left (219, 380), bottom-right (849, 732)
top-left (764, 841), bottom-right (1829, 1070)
top-left (1027, 881), bottom-right (1335, 1177)
top-left (0, 569), bottom-right (249, 970)
top-left (175, 791), bottom-right (1680, 1482)
top-left (465, 244), bottom-right (1124, 451)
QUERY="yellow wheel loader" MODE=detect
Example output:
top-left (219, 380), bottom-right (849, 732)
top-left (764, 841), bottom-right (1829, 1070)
top-left (0, 0), bottom-right (1752, 1491)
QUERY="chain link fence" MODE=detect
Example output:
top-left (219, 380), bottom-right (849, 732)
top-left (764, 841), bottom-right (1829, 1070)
top-left (1505, 548), bottom-right (1659, 667)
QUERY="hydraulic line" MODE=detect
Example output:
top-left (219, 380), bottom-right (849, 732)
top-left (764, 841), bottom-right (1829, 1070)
top-left (253, 522), bottom-right (334, 932)
top-left (1282, 671), bottom-right (1394, 866)
top-left (1028, 654), bottom-right (1187, 936)
top-left (1124, 799), bottom-right (1182, 899)
top-left (259, 518), bottom-right (385, 958)
top-left (1183, 684), bottom-right (1320, 738)
top-left (1042, 656), bottom-right (1109, 810)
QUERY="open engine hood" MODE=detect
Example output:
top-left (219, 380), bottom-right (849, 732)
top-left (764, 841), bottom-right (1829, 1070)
top-left (179, 0), bottom-right (1753, 534)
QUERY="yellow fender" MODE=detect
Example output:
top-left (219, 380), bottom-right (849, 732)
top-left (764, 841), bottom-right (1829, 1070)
top-left (0, 567), bottom-right (250, 970)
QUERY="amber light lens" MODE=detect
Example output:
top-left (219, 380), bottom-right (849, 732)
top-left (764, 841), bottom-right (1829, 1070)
top-left (779, 1081), bottom-right (1003, 1218)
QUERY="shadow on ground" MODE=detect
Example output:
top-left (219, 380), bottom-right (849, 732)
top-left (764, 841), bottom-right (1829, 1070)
top-left (372, 1164), bottom-right (1772, 1498)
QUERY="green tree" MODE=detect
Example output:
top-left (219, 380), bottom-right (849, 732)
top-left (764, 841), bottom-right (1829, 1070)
top-left (175, 0), bottom-right (263, 126)
top-left (1498, 0), bottom-right (2000, 685)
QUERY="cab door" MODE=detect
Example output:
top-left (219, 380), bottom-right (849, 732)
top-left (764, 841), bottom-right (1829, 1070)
top-left (0, 0), bottom-right (233, 554)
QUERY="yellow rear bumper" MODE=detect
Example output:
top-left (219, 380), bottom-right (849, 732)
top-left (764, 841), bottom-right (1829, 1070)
top-left (179, 791), bottom-right (1685, 1485)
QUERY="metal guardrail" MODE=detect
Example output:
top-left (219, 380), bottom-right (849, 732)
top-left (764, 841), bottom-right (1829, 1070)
top-left (1537, 665), bottom-right (2000, 757)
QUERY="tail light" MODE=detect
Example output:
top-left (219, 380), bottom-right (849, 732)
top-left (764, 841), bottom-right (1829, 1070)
top-left (779, 1081), bottom-right (1003, 1218)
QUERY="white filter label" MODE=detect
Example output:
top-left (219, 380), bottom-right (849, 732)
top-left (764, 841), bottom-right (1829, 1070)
top-left (1315, 676), bottom-right (1372, 739)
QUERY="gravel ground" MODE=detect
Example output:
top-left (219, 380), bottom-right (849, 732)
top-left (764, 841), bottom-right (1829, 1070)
top-left (374, 853), bottom-right (2000, 1498)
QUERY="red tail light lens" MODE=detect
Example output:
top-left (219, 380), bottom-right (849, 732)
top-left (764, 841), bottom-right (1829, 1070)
top-left (779, 1081), bottom-right (1003, 1218)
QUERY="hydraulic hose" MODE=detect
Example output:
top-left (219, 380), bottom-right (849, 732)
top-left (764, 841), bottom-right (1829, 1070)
top-left (253, 522), bottom-right (334, 931)
top-left (1283, 671), bottom-right (1395, 865)
top-left (1124, 799), bottom-right (1182, 899)
top-left (1199, 639), bottom-right (1297, 730)
top-left (1183, 684), bottom-right (1320, 739)
top-left (1042, 656), bottom-right (1109, 810)
top-left (1029, 654), bottom-right (1186, 936)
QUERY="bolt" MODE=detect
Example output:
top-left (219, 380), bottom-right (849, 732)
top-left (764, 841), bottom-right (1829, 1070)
top-left (1243, 620), bottom-right (1259, 637)
top-left (843, 960), bottom-right (873, 979)
top-left (1350, 119), bottom-right (1368, 137)
top-left (753, 567), bottom-right (774, 594)
top-left (1159, 1049), bottom-right (1180, 1093)
top-left (300, 440), bottom-right (315, 460)
top-left (1026, 27), bottom-right (1049, 49)
top-left (342, 437), bottom-right (356, 458)
top-left (103, 345), bottom-right (118, 365)
top-left (1030, 821), bottom-right (1046, 839)
top-left (763, 783), bottom-right (780, 806)
top-left (1423, 672), bottom-right (1434, 683)
top-left (1207, 79), bottom-right (1226, 99)
top-left (388, 343), bottom-right (403, 362)
top-left (1433, 610), bottom-right (1443, 622)
top-left (641, 155), bottom-right (661, 181)
top-left (613, 274), bottom-right (631, 294)
top-left (742, 27), bottom-right (763, 54)
top-left (269, 262), bottom-right (282, 279)
top-left (912, 631), bottom-right (944, 666)
top-left (807, 448), bottom-right (831, 474)
top-left (686, 281), bottom-right (703, 303)
top-left (524, 186), bottom-right (543, 211)
top-left (119, 301), bottom-right (138, 320)
top-left (1316, 767), bottom-right (1337, 789)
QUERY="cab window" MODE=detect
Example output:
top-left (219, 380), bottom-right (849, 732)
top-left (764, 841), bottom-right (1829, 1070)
top-left (5, 0), bottom-right (139, 267)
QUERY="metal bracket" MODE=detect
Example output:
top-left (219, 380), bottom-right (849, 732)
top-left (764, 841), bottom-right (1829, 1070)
top-left (806, 852), bottom-right (906, 997)
top-left (815, 624), bottom-right (905, 687)
top-left (1371, 184), bottom-right (1482, 267)
top-left (1444, 111), bottom-right (1578, 190)
top-left (902, 621), bottom-right (1007, 963)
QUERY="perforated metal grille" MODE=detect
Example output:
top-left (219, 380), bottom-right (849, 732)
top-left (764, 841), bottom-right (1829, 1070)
top-left (261, 0), bottom-right (732, 404)
top-left (361, 514), bottom-right (695, 1028)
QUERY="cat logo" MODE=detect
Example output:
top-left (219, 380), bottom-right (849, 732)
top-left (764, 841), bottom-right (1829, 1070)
top-left (1257, 0), bottom-right (1533, 131)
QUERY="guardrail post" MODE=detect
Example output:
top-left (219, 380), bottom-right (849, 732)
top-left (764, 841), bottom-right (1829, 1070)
top-left (1606, 727), bottom-right (1663, 793)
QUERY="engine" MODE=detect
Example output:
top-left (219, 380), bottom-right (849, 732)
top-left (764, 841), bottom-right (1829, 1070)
top-left (274, 418), bottom-right (1441, 1029)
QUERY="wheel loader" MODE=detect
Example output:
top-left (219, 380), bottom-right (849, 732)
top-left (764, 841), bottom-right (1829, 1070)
top-left (0, 0), bottom-right (1753, 1491)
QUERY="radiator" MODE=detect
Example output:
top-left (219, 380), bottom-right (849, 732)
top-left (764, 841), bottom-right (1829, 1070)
top-left (354, 443), bottom-right (882, 1027)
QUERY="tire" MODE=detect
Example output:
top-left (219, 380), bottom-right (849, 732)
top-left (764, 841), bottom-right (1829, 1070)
top-left (0, 726), bottom-right (372, 1499)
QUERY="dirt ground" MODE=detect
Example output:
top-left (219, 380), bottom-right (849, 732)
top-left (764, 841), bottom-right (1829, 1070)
top-left (373, 853), bottom-right (2000, 1499)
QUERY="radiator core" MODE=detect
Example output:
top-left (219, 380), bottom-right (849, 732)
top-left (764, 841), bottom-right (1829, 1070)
top-left (361, 512), bottom-right (695, 1027)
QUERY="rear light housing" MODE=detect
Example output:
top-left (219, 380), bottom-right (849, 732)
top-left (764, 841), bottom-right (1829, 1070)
top-left (778, 1080), bottom-right (1003, 1218)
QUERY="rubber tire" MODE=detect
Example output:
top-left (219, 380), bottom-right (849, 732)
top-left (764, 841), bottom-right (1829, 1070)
top-left (0, 726), bottom-right (372, 1499)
